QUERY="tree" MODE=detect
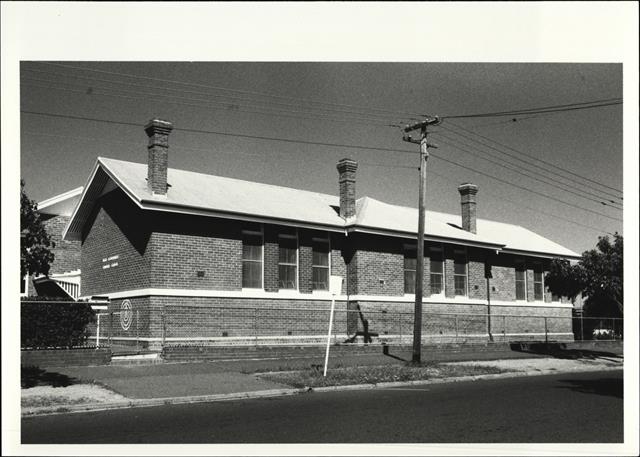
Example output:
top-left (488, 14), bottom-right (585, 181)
top-left (580, 233), bottom-right (623, 317)
top-left (546, 233), bottom-right (623, 318)
top-left (21, 179), bottom-right (54, 278)
top-left (545, 258), bottom-right (583, 301)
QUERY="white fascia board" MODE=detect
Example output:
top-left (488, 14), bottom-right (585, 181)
top-left (62, 158), bottom-right (145, 241)
top-left (347, 225), bottom-right (505, 251)
top-left (499, 248), bottom-right (582, 261)
top-left (138, 199), bottom-right (346, 233)
top-left (37, 186), bottom-right (84, 212)
top-left (62, 160), bottom-right (103, 241)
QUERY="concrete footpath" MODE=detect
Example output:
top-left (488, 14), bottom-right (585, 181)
top-left (21, 344), bottom-right (624, 416)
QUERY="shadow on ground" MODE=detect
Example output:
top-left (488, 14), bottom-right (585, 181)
top-left (21, 365), bottom-right (80, 388)
top-left (510, 342), bottom-right (622, 361)
top-left (556, 376), bottom-right (623, 399)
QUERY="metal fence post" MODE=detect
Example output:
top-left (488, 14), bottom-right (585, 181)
top-left (161, 310), bottom-right (165, 349)
top-left (502, 316), bottom-right (506, 342)
top-left (580, 315), bottom-right (584, 341)
top-left (611, 318), bottom-right (615, 341)
top-left (108, 312), bottom-right (113, 347)
top-left (455, 315), bottom-right (459, 340)
top-left (544, 317), bottom-right (548, 344)
top-left (254, 307), bottom-right (258, 345)
top-left (96, 313), bottom-right (101, 349)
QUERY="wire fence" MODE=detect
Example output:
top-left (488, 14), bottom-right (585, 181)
top-left (85, 303), bottom-right (623, 352)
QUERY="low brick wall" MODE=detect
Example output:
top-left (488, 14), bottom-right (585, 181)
top-left (21, 348), bottom-right (112, 367)
top-left (161, 341), bottom-right (518, 362)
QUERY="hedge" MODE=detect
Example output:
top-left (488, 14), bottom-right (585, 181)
top-left (21, 298), bottom-right (96, 349)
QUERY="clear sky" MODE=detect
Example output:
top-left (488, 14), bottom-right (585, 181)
top-left (19, 62), bottom-right (622, 255)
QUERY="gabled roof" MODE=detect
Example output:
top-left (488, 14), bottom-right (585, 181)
top-left (63, 157), bottom-right (580, 259)
top-left (353, 196), bottom-right (580, 258)
top-left (37, 186), bottom-right (83, 217)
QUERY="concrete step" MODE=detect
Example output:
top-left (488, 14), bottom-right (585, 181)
top-left (111, 352), bottom-right (163, 365)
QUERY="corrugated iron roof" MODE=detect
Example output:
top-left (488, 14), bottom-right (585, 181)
top-left (63, 157), bottom-right (580, 258)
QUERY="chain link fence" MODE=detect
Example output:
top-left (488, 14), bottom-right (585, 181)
top-left (86, 303), bottom-right (623, 350)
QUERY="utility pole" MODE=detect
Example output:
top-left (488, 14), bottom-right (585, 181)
top-left (403, 116), bottom-right (440, 364)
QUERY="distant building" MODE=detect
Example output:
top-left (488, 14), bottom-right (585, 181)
top-left (23, 187), bottom-right (83, 299)
top-left (61, 119), bottom-right (580, 348)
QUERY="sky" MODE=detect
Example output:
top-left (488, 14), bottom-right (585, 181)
top-left (19, 61), bottom-right (623, 255)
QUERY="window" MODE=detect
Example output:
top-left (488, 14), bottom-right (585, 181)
top-left (515, 260), bottom-right (526, 300)
top-left (278, 233), bottom-right (298, 289)
top-left (533, 263), bottom-right (544, 301)
top-left (453, 249), bottom-right (467, 296)
top-left (312, 237), bottom-right (330, 291)
top-left (404, 246), bottom-right (416, 294)
top-left (429, 247), bottom-right (444, 295)
top-left (242, 230), bottom-right (263, 288)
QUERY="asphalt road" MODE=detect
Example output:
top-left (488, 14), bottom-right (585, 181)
top-left (22, 370), bottom-right (623, 444)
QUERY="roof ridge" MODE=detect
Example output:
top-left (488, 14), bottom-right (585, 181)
top-left (98, 157), bottom-right (338, 201)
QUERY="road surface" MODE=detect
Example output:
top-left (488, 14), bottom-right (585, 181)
top-left (22, 370), bottom-right (623, 443)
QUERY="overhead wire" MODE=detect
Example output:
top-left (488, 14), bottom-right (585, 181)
top-left (429, 143), bottom-right (622, 222)
top-left (33, 62), bottom-right (426, 120)
top-left (21, 109), bottom-right (623, 223)
top-left (21, 79), bottom-right (399, 129)
top-left (424, 168), bottom-right (616, 236)
top-left (22, 130), bottom-right (418, 171)
top-left (22, 68), bottom-right (411, 125)
top-left (432, 131), bottom-right (623, 208)
top-left (440, 98), bottom-right (622, 119)
top-left (23, 65), bottom-right (624, 198)
top-left (438, 122), bottom-right (623, 199)
top-left (22, 129), bottom-right (615, 236)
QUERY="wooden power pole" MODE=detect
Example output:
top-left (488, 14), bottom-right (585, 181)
top-left (403, 116), bottom-right (440, 364)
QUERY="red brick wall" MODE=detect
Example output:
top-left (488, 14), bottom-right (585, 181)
top-left (41, 215), bottom-right (81, 274)
top-left (81, 190), bottom-right (152, 296)
top-left (104, 295), bottom-right (348, 341)
top-left (148, 211), bottom-right (244, 290)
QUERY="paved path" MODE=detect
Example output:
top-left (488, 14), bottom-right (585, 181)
top-left (21, 370), bottom-right (624, 443)
top-left (25, 345), bottom-right (623, 400)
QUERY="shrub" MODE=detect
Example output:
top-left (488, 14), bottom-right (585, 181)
top-left (21, 299), bottom-right (96, 349)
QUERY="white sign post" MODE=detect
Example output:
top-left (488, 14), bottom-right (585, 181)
top-left (323, 275), bottom-right (343, 377)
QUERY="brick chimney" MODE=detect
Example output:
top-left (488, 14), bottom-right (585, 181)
top-left (145, 119), bottom-right (173, 196)
top-left (457, 183), bottom-right (478, 234)
top-left (336, 158), bottom-right (358, 219)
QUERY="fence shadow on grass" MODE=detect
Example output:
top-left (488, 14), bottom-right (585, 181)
top-left (21, 365), bottom-right (81, 389)
top-left (510, 342), bottom-right (623, 361)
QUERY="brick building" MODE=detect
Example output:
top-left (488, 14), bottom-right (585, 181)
top-left (63, 119), bottom-right (580, 348)
top-left (23, 187), bottom-right (83, 299)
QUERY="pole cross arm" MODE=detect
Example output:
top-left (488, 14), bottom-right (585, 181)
top-left (403, 116), bottom-right (441, 132)
top-left (402, 135), bottom-right (421, 144)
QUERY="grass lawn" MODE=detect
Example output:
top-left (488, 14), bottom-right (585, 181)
top-left (258, 362), bottom-right (509, 388)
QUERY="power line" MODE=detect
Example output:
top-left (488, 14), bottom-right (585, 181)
top-left (21, 109), bottom-right (622, 222)
top-left (440, 122), bottom-right (623, 198)
top-left (433, 132), bottom-right (623, 209)
top-left (425, 168), bottom-right (615, 236)
top-left (441, 98), bottom-right (622, 119)
top-left (22, 69), bottom-right (407, 126)
top-left (34, 62), bottom-right (425, 121)
top-left (430, 145), bottom-right (623, 222)
top-left (23, 130), bottom-right (418, 171)
top-left (23, 65), bottom-right (624, 198)
top-left (21, 80), bottom-right (398, 129)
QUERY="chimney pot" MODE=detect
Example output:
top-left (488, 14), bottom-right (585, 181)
top-left (458, 183), bottom-right (478, 234)
top-left (145, 119), bottom-right (173, 195)
top-left (336, 158), bottom-right (358, 219)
